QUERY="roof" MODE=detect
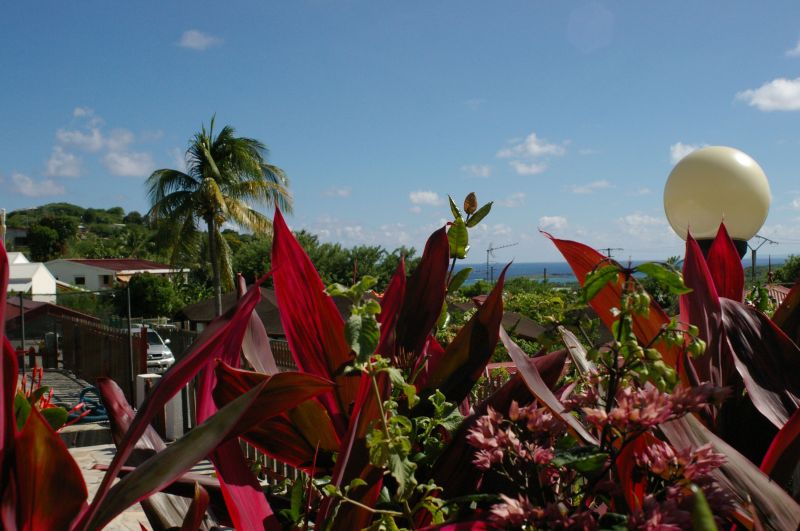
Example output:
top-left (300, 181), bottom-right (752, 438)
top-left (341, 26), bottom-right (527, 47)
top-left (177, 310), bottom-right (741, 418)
top-left (767, 284), bottom-right (792, 306)
top-left (7, 252), bottom-right (29, 264)
top-left (4, 299), bottom-right (99, 323)
top-left (176, 287), bottom-right (353, 337)
top-left (59, 258), bottom-right (183, 272)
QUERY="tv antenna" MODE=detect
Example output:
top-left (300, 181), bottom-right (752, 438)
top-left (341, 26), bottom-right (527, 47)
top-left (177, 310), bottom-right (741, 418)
top-left (748, 234), bottom-right (778, 281)
top-left (598, 247), bottom-right (623, 258)
top-left (486, 242), bottom-right (518, 282)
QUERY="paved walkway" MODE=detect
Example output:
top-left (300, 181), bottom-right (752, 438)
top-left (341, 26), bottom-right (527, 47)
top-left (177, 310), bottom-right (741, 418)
top-left (70, 444), bottom-right (149, 530)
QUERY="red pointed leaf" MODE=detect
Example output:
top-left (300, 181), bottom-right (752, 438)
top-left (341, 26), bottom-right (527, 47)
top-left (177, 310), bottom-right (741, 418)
top-left (237, 274), bottom-right (279, 375)
top-left (760, 406), bottom-right (800, 493)
top-left (78, 281), bottom-right (263, 529)
top-left (419, 522), bottom-right (490, 530)
top-left (0, 246), bottom-right (11, 461)
top-left (615, 432), bottom-right (658, 511)
top-left (377, 258), bottom-right (406, 359)
top-left (720, 298), bottom-right (800, 428)
top-left (661, 413), bottom-right (800, 530)
top-left (180, 482), bottom-right (210, 531)
top-left (15, 407), bottom-right (87, 530)
top-left (241, 412), bottom-right (337, 471)
top-left (680, 233), bottom-right (729, 387)
top-left (272, 209), bottom-right (354, 433)
top-left (418, 265), bottom-right (507, 405)
top-left (212, 363), bottom-right (336, 436)
top-left (546, 234), bottom-right (679, 369)
top-left (395, 226), bottom-right (449, 357)
top-left (707, 223), bottom-right (745, 302)
top-left (500, 327), bottom-right (597, 444)
top-left (211, 439), bottom-right (278, 531)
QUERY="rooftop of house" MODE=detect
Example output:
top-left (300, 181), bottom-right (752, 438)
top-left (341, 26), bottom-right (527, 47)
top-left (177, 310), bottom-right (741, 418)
top-left (53, 258), bottom-right (184, 272)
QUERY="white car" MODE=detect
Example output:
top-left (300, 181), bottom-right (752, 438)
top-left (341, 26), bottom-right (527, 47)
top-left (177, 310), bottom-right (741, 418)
top-left (130, 327), bottom-right (176, 374)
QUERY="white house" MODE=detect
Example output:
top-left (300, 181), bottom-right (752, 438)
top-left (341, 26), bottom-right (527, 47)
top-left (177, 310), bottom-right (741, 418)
top-left (6, 253), bottom-right (57, 303)
top-left (45, 258), bottom-right (189, 291)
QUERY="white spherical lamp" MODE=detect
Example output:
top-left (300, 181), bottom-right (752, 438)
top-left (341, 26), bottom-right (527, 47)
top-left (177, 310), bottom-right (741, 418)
top-left (663, 146), bottom-right (771, 255)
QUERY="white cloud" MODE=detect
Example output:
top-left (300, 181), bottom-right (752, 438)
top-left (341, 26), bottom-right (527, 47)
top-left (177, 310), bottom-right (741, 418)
top-left (104, 151), bottom-right (155, 177)
top-left (538, 215), bottom-right (568, 231)
top-left (56, 127), bottom-right (104, 152)
top-left (491, 223), bottom-right (513, 237)
top-left (569, 179), bottom-right (612, 194)
top-left (617, 213), bottom-right (667, 238)
top-left (461, 164), bottom-right (491, 178)
top-left (578, 148), bottom-right (601, 156)
top-left (409, 206), bottom-right (422, 214)
top-left (509, 160), bottom-right (547, 175)
top-left (736, 78), bottom-right (800, 111)
top-left (44, 146), bottom-right (81, 177)
top-left (106, 128), bottom-right (135, 152)
top-left (669, 142), bottom-right (707, 164)
top-left (786, 39), bottom-right (800, 57)
top-left (792, 197), bottom-right (800, 210)
top-left (324, 187), bottom-right (351, 198)
top-left (12, 173), bottom-right (65, 197)
top-left (497, 192), bottom-right (526, 207)
top-left (178, 30), bottom-right (222, 51)
top-left (629, 187), bottom-right (652, 196)
top-left (409, 190), bottom-right (442, 206)
top-left (498, 132), bottom-right (567, 159)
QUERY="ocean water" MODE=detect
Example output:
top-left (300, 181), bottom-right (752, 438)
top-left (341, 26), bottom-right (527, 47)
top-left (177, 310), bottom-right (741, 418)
top-left (456, 256), bottom-right (785, 285)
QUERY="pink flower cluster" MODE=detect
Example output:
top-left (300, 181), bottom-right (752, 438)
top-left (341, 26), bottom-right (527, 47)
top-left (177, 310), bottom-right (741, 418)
top-left (466, 401), bottom-right (564, 472)
top-left (635, 440), bottom-right (725, 481)
top-left (489, 495), bottom-right (598, 529)
top-left (582, 384), bottom-right (714, 434)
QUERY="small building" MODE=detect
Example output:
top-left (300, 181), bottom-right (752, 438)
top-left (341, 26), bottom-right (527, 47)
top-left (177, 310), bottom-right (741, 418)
top-left (46, 258), bottom-right (189, 291)
top-left (7, 252), bottom-right (57, 303)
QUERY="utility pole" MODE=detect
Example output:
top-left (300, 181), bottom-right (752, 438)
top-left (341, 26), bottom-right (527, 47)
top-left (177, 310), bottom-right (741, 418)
top-left (748, 235), bottom-right (777, 282)
top-left (485, 242), bottom-right (518, 281)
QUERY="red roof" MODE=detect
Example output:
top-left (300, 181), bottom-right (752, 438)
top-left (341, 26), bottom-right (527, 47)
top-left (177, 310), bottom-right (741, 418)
top-left (65, 259), bottom-right (178, 271)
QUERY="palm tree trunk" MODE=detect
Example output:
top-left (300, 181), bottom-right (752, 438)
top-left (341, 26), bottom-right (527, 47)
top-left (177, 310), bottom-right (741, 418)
top-left (207, 216), bottom-right (223, 316)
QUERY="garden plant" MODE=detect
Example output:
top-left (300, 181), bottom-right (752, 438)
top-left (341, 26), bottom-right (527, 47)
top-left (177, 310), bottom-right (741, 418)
top-left (0, 193), bottom-right (799, 529)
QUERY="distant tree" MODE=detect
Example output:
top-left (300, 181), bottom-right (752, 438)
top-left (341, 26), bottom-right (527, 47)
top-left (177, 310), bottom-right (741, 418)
top-left (39, 216), bottom-right (78, 248)
top-left (776, 255), bottom-right (800, 284)
top-left (27, 224), bottom-right (61, 261)
top-left (234, 236), bottom-right (272, 283)
top-left (123, 211), bottom-right (144, 225)
top-left (114, 273), bottom-right (181, 318)
top-left (147, 116), bottom-right (292, 316)
top-left (106, 207), bottom-right (125, 221)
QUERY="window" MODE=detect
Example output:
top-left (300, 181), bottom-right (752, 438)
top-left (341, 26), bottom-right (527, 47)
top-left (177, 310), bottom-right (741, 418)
top-left (75, 276), bottom-right (85, 286)
top-left (101, 275), bottom-right (111, 286)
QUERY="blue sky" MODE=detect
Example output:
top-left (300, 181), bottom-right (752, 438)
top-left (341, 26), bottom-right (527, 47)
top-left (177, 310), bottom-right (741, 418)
top-left (3, 1), bottom-right (800, 262)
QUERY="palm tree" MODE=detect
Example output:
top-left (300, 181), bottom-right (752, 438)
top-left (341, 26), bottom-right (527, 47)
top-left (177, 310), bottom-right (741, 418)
top-left (147, 117), bottom-right (292, 315)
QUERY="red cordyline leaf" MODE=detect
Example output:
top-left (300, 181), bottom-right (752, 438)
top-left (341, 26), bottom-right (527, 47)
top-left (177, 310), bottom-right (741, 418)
top-left (395, 226), bottom-right (449, 357)
top-left (75, 280), bottom-right (264, 530)
top-left (0, 244), bottom-right (10, 464)
top-left (500, 327), bottom-right (597, 444)
top-left (14, 407), bottom-right (87, 530)
top-left (706, 223), bottom-right (745, 302)
top-left (271, 209), bottom-right (356, 435)
top-left (661, 414), bottom-right (800, 530)
top-left (760, 406), bottom-right (800, 494)
top-left (417, 265), bottom-right (508, 405)
top-left (720, 298), bottom-right (800, 428)
top-left (237, 274), bottom-right (279, 375)
top-left (545, 233), bottom-right (680, 370)
top-left (680, 233), bottom-right (729, 388)
top-left (377, 258), bottom-right (406, 360)
top-left (615, 432), bottom-right (659, 511)
top-left (180, 482), bottom-right (210, 531)
top-left (419, 522), bottom-right (490, 530)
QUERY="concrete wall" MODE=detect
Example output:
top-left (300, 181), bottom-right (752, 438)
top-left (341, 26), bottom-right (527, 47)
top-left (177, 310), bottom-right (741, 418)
top-left (46, 260), bottom-right (111, 291)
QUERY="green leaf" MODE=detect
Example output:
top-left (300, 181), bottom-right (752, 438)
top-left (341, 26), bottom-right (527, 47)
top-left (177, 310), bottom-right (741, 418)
top-left (40, 407), bottom-right (69, 431)
top-left (14, 392), bottom-right (32, 431)
top-left (436, 300), bottom-right (450, 330)
top-left (28, 386), bottom-right (51, 404)
top-left (448, 217), bottom-right (468, 259)
top-left (582, 264), bottom-right (620, 303)
top-left (448, 267), bottom-right (472, 292)
top-left (448, 195), bottom-right (462, 220)
top-left (289, 477), bottom-right (304, 522)
top-left (348, 478), bottom-right (367, 490)
top-left (388, 453), bottom-right (417, 498)
top-left (345, 314), bottom-right (380, 361)
top-left (551, 447), bottom-right (608, 474)
top-left (466, 201), bottom-right (492, 228)
top-left (689, 484), bottom-right (718, 531)
top-left (635, 262), bottom-right (692, 295)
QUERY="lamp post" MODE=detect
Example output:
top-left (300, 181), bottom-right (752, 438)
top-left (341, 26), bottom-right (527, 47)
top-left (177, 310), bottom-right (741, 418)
top-left (663, 146), bottom-right (771, 258)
